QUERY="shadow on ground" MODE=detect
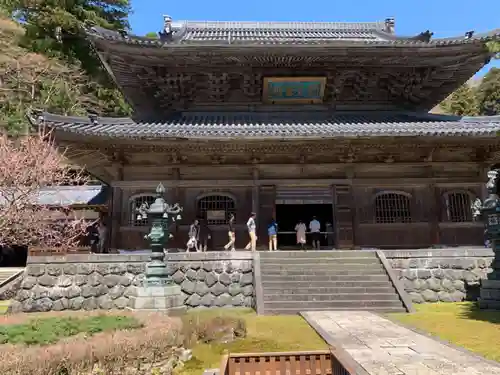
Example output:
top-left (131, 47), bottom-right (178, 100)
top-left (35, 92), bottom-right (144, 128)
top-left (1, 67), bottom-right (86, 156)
top-left (460, 301), bottom-right (500, 324)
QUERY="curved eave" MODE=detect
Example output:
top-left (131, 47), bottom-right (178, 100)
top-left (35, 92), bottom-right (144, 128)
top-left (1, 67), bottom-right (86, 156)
top-left (85, 26), bottom-right (500, 49)
top-left (27, 111), bottom-right (500, 142)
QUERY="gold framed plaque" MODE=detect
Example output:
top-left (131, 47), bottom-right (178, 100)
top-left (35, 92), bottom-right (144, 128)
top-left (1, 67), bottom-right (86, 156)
top-left (262, 77), bottom-right (326, 104)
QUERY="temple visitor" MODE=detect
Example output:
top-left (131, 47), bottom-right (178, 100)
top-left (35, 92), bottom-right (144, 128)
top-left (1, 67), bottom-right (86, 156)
top-left (244, 212), bottom-right (257, 251)
top-left (267, 218), bottom-right (278, 251)
top-left (198, 219), bottom-right (212, 252)
top-left (186, 219), bottom-right (199, 252)
top-left (309, 216), bottom-right (321, 250)
top-left (294, 219), bottom-right (307, 250)
top-left (224, 213), bottom-right (236, 251)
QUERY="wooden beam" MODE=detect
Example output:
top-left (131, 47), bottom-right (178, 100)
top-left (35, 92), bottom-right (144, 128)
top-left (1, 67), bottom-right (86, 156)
top-left (111, 178), bottom-right (484, 189)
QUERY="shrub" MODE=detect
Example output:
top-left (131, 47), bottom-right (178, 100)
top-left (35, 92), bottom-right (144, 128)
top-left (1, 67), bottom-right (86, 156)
top-left (183, 314), bottom-right (247, 346)
top-left (0, 311), bottom-right (183, 375)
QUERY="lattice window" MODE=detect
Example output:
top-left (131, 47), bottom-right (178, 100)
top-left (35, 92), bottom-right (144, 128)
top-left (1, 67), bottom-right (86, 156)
top-left (129, 195), bottom-right (156, 226)
top-left (444, 191), bottom-right (473, 222)
top-left (374, 192), bottom-right (412, 223)
top-left (197, 194), bottom-right (236, 225)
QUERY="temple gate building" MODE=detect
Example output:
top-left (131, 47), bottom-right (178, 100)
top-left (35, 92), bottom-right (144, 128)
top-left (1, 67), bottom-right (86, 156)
top-left (30, 17), bottom-right (500, 250)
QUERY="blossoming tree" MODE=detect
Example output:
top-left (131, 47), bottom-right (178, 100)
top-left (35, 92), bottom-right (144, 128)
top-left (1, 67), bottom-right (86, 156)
top-left (0, 129), bottom-right (89, 250)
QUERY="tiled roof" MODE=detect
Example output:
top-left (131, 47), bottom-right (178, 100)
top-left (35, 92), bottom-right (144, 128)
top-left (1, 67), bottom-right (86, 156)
top-left (32, 111), bottom-right (500, 140)
top-left (86, 20), bottom-right (500, 46)
top-left (0, 186), bottom-right (108, 207)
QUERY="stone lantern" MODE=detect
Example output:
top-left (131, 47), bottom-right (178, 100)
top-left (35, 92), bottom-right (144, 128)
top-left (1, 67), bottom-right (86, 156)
top-left (475, 170), bottom-right (500, 309)
top-left (128, 183), bottom-right (185, 312)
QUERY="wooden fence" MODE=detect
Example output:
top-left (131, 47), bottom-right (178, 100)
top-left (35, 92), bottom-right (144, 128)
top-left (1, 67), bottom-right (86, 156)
top-left (219, 348), bottom-right (368, 375)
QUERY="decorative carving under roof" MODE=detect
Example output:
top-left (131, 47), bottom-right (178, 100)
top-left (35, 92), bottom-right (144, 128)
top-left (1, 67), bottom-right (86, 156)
top-left (84, 16), bottom-right (498, 117)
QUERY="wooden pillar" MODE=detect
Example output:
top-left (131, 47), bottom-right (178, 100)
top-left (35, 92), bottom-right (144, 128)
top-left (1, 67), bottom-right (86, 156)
top-left (333, 184), bottom-right (355, 249)
top-left (429, 183), bottom-right (441, 246)
top-left (108, 163), bottom-right (123, 252)
top-left (109, 186), bottom-right (123, 252)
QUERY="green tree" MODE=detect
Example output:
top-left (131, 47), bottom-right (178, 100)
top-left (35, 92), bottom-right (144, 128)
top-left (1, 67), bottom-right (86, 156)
top-left (477, 68), bottom-right (500, 115)
top-left (487, 41), bottom-right (500, 59)
top-left (439, 84), bottom-right (479, 116)
top-left (4, 0), bottom-right (130, 70)
top-left (145, 31), bottom-right (158, 39)
top-left (0, 0), bottom-right (132, 133)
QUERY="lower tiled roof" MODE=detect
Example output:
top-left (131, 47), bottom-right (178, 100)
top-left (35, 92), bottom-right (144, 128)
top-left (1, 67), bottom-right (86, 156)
top-left (0, 186), bottom-right (108, 207)
top-left (33, 112), bottom-right (500, 140)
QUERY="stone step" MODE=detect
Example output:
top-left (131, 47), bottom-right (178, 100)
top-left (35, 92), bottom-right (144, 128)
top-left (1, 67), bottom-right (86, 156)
top-left (262, 281), bottom-right (393, 289)
top-left (265, 306), bottom-right (407, 314)
top-left (263, 286), bottom-right (396, 294)
top-left (261, 275), bottom-right (390, 282)
top-left (264, 293), bottom-right (401, 302)
top-left (261, 269), bottom-right (387, 277)
top-left (260, 263), bottom-right (385, 271)
top-left (0, 268), bottom-right (24, 286)
top-left (260, 257), bottom-right (381, 265)
top-left (264, 300), bottom-right (404, 309)
top-left (260, 251), bottom-right (377, 258)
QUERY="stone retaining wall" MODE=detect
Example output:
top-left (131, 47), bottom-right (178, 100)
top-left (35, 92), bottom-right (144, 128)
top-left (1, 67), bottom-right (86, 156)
top-left (383, 248), bottom-right (495, 304)
top-left (11, 252), bottom-right (254, 313)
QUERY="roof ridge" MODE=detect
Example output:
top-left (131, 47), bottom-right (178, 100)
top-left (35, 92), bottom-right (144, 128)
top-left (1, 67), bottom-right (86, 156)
top-left (171, 20), bottom-right (387, 31)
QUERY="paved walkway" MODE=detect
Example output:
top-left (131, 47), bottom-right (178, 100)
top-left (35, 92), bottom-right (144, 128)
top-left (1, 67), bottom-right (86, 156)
top-left (302, 311), bottom-right (500, 375)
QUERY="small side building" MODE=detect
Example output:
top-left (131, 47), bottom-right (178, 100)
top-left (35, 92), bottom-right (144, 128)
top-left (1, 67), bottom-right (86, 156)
top-left (29, 17), bottom-right (500, 250)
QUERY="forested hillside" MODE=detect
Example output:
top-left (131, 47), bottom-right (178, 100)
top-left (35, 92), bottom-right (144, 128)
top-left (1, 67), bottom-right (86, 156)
top-left (439, 67), bottom-right (500, 116)
top-left (0, 1), bottom-right (132, 134)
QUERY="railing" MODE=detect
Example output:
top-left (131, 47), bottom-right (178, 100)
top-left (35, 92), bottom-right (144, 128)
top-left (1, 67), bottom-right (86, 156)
top-left (218, 348), bottom-right (367, 375)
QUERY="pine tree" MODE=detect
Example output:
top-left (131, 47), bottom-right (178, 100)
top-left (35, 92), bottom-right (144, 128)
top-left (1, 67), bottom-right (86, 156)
top-left (440, 84), bottom-right (479, 116)
top-left (477, 68), bottom-right (500, 115)
top-left (5, 0), bottom-right (131, 71)
top-left (0, 0), bottom-right (132, 133)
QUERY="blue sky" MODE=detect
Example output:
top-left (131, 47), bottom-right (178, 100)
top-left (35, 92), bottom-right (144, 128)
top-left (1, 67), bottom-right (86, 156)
top-left (129, 0), bottom-right (499, 76)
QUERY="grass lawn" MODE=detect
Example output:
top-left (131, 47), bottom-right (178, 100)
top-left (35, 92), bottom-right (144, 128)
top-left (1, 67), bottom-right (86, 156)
top-left (0, 301), bottom-right (9, 315)
top-left (178, 308), bottom-right (327, 375)
top-left (0, 314), bottom-right (142, 345)
top-left (389, 302), bottom-right (500, 363)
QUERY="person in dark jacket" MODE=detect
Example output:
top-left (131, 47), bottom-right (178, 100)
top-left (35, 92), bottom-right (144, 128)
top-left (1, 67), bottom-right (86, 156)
top-left (198, 219), bottom-right (212, 252)
top-left (267, 218), bottom-right (278, 251)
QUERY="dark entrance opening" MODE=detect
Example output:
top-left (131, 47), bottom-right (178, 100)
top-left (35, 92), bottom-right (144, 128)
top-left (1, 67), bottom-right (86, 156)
top-left (275, 204), bottom-right (334, 249)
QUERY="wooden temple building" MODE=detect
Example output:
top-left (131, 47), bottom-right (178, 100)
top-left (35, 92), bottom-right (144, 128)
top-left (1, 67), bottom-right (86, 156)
top-left (29, 17), bottom-right (500, 250)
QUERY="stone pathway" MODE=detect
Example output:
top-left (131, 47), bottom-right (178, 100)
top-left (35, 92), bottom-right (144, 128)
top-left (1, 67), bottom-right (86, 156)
top-left (302, 311), bottom-right (500, 375)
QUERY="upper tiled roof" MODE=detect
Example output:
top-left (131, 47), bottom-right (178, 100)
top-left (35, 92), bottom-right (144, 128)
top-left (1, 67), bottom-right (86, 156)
top-left (0, 186), bottom-right (108, 207)
top-left (87, 18), bottom-right (500, 46)
top-left (31, 111), bottom-right (500, 140)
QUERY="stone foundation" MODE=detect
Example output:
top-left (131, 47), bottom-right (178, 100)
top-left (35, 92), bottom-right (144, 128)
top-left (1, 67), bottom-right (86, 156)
top-left (11, 252), bottom-right (254, 313)
top-left (383, 248), bottom-right (495, 304)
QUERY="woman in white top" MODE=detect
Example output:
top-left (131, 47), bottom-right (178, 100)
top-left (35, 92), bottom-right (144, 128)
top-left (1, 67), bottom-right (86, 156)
top-left (294, 219), bottom-right (307, 250)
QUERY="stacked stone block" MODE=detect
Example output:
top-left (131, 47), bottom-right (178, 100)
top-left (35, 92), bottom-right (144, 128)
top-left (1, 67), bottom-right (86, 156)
top-left (384, 249), bottom-right (495, 304)
top-left (10, 253), bottom-right (254, 313)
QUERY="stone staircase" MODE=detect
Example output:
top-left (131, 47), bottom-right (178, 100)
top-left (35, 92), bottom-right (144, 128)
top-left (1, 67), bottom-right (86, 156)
top-left (259, 251), bottom-right (407, 315)
top-left (0, 267), bottom-right (24, 287)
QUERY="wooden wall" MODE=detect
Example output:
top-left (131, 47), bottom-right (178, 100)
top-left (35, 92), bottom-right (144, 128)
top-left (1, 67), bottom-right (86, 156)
top-left (109, 177), bottom-right (484, 250)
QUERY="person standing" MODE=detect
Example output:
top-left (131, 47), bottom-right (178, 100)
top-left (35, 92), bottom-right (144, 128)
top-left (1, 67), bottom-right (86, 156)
top-left (224, 213), bottom-right (236, 251)
top-left (294, 219), bottom-right (307, 250)
top-left (198, 219), bottom-right (212, 252)
top-left (186, 219), bottom-right (199, 252)
top-left (309, 216), bottom-right (321, 250)
top-left (267, 218), bottom-right (278, 251)
top-left (244, 212), bottom-right (257, 251)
